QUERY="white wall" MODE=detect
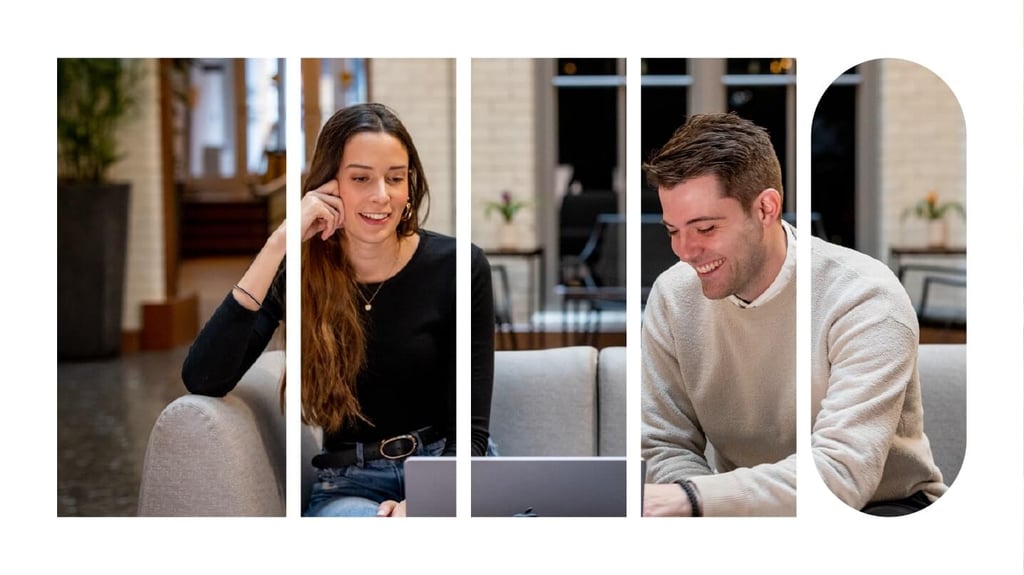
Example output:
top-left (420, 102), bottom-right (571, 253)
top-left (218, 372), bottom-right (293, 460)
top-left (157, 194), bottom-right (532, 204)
top-left (880, 58), bottom-right (966, 250)
top-left (110, 58), bottom-right (165, 331)
top-left (471, 59), bottom-right (539, 324)
top-left (370, 59), bottom-right (456, 236)
top-left (878, 58), bottom-right (966, 313)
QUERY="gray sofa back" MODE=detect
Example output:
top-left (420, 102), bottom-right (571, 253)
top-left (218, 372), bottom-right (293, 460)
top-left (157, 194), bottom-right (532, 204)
top-left (139, 343), bottom-right (962, 516)
top-left (490, 346), bottom-right (625, 456)
top-left (918, 343), bottom-right (966, 487)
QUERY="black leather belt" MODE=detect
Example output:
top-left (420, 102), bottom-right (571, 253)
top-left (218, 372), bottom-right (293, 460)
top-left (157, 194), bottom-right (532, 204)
top-left (311, 426), bottom-right (445, 469)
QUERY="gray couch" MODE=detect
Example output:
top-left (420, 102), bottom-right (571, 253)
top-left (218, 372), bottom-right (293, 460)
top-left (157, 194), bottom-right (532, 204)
top-left (297, 346), bottom-right (627, 511)
top-left (137, 344), bottom-right (964, 516)
top-left (489, 346), bottom-right (626, 456)
top-left (137, 350), bottom-right (286, 516)
top-left (918, 343), bottom-right (966, 486)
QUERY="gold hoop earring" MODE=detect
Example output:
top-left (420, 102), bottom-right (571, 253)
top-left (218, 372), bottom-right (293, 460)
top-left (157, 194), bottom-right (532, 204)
top-left (401, 202), bottom-right (413, 222)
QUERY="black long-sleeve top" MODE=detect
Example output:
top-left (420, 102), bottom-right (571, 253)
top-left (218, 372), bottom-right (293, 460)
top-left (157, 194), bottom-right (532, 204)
top-left (181, 230), bottom-right (494, 457)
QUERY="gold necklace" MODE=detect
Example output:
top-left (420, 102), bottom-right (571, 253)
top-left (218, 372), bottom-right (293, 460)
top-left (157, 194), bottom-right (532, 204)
top-left (358, 241), bottom-right (401, 312)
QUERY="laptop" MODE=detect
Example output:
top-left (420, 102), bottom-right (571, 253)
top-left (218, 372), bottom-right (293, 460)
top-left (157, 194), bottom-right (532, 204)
top-left (404, 456), bottom-right (456, 517)
top-left (471, 456), bottom-right (627, 517)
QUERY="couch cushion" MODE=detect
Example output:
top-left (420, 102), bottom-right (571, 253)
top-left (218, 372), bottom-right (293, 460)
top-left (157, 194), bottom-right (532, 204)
top-left (598, 347), bottom-right (627, 456)
top-left (491, 346), bottom-right (599, 456)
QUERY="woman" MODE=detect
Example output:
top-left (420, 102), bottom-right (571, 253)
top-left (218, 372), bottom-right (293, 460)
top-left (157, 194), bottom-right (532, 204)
top-left (182, 102), bottom-right (493, 517)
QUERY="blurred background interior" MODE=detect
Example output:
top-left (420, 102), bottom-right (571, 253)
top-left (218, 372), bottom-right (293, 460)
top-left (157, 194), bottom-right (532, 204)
top-left (473, 58), bottom-right (799, 350)
top-left (812, 58), bottom-right (966, 345)
top-left (58, 58), bottom-right (288, 516)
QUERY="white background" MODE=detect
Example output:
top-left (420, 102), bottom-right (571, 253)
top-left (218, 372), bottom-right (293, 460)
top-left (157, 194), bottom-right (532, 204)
top-left (21, 1), bottom-right (1023, 572)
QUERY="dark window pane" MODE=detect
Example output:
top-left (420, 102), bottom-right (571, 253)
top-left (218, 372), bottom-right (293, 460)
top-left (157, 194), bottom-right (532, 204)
top-left (727, 85), bottom-right (790, 204)
top-left (641, 86), bottom-right (687, 210)
top-left (641, 58), bottom-right (688, 75)
top-left (558, 86), bottom-right (617, 192)
top-left (811, 84), bottom-right (857, 247)
top-left (727, 58), bottom-right (795, 75)
top-left (557, 58), bottom-right (618, 76)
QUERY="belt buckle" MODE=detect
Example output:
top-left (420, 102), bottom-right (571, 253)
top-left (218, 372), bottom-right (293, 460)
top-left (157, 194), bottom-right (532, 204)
top-left (379, 434), bottom-right (417, 460)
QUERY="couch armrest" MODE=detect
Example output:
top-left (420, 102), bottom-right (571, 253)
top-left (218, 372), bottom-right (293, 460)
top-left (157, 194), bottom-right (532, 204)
top-left (598, 347), bottom-right (627, 456)
top-left (137, 351), bottom-right (286, 516)
top-left (491, 346), bottom-right (599, 456)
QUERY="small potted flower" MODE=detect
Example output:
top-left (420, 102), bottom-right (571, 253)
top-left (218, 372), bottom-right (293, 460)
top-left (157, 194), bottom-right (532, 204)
top-left (485, 190), bottom-right (529, 249)
top-left (900, 190), bottom-right (965, 248)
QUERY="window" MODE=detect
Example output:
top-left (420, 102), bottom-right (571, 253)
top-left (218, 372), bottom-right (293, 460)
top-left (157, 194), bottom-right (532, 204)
top-left (811, 65), bottom-right (860, 247)
top-left (187, 58), bottom-right (285, 181)
top-left (725, 58), bottom-right (796, 212)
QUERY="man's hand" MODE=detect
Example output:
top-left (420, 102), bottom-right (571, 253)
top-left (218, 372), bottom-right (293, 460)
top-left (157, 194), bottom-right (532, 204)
top-left (643, 483), bottom-right (694, 517)
top-left (377, 499), bottom-right (407, 517)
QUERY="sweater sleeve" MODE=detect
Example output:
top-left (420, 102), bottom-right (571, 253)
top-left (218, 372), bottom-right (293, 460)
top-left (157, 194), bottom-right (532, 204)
top-left (641, 281), bottom-right (715, 482)
top-left (811, 308), bottom-right (919, 510)
top-left (181, 263), bottom-right (285, 397)
top-left (687, 455), bottom-right (796, 516)
top-left (469, 244), bottom-right (495, 456)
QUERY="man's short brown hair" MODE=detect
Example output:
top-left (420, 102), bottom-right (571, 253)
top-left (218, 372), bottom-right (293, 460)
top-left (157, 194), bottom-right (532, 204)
top-left (643, 112), bottom-right (783, 211)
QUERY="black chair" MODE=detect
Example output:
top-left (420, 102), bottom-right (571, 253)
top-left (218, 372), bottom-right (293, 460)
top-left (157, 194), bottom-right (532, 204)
top-left (897, 264), bottom-right (967, 332)
top-left (558, 213), bottom-right (626, 346)
top-left (640, 214), bottom-right (678, 308)
top-left (491, 264), bottom-right (518, 350)
top-left (558, 191), bottom-right (619, 284)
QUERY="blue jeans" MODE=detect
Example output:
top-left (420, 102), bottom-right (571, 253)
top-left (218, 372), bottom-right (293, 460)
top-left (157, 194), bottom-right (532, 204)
top-left (486, 437), bottom-right (500, 456)
top-left (303, 438), bottom-right (447, 517)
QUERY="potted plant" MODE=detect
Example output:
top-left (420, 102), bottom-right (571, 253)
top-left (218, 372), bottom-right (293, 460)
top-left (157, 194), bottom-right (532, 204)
top-left (900, 190), bottom-right (965, 248)
top-left (57, 58), bottom-right (140, 359)
top-left (485, 190), bottom-right (529, 249)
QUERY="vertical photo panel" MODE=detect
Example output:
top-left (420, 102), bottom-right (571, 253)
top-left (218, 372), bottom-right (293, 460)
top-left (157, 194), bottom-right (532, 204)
top-left (58, 58), bottom-right (289, 517)
top-left (640, 58), bottom-right (797, 517)
top-left (470, 58), bottom-right (627, 517)
top-left (297, 59), bottom-right (459, 518)
top-left (810, 58), bottom-right (965, 515)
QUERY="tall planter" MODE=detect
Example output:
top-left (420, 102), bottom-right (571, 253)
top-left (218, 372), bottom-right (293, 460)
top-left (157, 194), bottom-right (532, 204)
top-left (58, 181), bottom-right (131, 360)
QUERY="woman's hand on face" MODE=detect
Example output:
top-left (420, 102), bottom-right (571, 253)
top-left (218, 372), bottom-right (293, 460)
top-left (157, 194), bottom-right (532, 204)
top-left (300, 179), bottom-right (345, 242)
top-left (376, 499), bottom-right (407, 517)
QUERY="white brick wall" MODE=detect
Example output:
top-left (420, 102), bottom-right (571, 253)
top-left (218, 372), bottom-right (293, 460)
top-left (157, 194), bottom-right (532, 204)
top-left (369, 59), bottom-right (455, 236)
top-left (880, 59), bottom-right (966, 251)
top-left (471, 59), bottom-right (539, 324)
top-left (879, 59), bottom-right (966, 312)
top-left (109, 59), bottom-right (165, 331)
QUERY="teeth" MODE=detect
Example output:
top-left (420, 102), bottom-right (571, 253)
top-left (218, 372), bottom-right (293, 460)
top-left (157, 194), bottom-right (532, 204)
top-left (695, 259), bottom-right (724, 274)
top-left (361, 213), bottom-right (389, 221)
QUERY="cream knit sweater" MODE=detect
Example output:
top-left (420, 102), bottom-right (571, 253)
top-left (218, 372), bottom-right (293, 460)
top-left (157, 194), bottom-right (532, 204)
top-left (642, 225), bottom-right (946, 516)
top-left (810, 237), bottom-right (946, 510)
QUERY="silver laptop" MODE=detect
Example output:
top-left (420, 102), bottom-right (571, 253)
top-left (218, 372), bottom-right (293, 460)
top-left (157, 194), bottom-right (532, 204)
top-left (471, 456), bottom-right (627, 517)
top-left (404, 456), bottom-right (456, 517)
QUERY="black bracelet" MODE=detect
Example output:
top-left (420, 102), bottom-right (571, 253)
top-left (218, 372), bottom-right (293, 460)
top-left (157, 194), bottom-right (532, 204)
top-left (674, 479), bottom-right (703, 517)
top-left (232, 284), bottom-right (263, 308)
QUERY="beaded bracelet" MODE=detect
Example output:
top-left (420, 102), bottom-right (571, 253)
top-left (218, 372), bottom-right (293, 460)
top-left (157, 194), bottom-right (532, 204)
top-left (675, 479), bottom-right (703, 517)
top-left (233, 284), bottom-right (263, 308)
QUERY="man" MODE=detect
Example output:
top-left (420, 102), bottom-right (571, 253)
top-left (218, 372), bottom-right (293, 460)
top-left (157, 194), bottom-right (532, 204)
top-left (641, 112), bottom-right (946, 517)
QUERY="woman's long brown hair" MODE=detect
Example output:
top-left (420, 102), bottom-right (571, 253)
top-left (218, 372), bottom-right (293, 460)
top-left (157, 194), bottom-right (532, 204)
top-left (300, 103), bottom-right (430, 433)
